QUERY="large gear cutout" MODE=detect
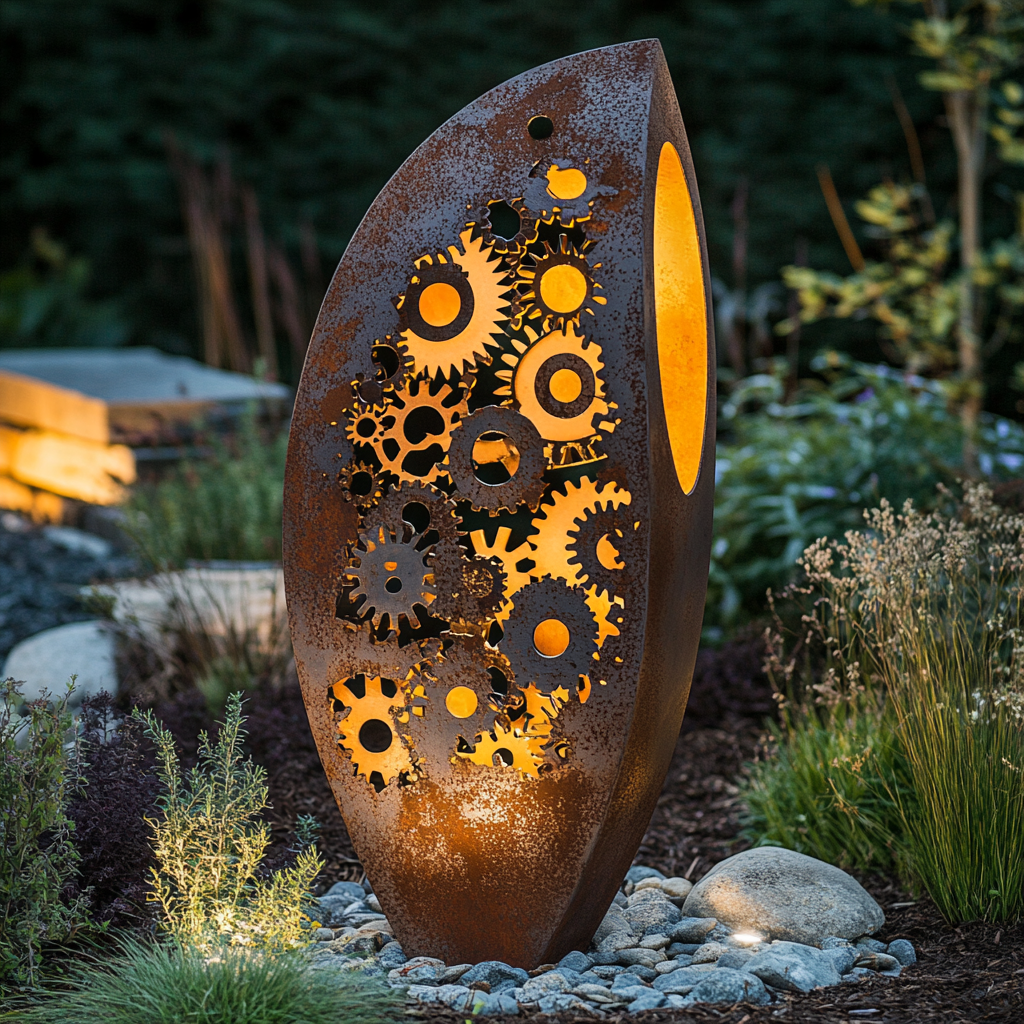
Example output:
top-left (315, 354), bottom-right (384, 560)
top-left (566, 506), bottom-right (636, 597)
top-left (499, 577), bottom-right (597, 693)
top-left (332, 674), bottom-right (414, 786)
top-left (346, 525), bottom-right (436, 630)
top-left (445, 405), bottom-right (547, 513)
top-left (397, 228), bottom-right (513, 379)
top-left (496, 323), bottom-right (609, 444)
top-left (347, 376), bottom-right (467, 486)
top-left (364, 481), bottom-right (461, 545)
top-left (513, 235), bottom-right (606, 335)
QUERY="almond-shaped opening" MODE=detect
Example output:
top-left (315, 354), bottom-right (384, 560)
top-left (654, 141), bottom-right (708, 495)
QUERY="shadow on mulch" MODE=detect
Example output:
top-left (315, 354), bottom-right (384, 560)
top-left (152, 634), bottom-right (1022, 1021)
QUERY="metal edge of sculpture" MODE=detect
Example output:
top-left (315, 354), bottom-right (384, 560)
top-left (283, 38), bottom-right (716, 968)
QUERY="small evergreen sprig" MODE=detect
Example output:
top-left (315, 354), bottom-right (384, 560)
top-left (0, 678), bottom-right (89, 987)
top-left (140, 692), bottom-right (322, 951)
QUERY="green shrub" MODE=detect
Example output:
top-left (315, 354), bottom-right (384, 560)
top-left (708, 356), bottom-right (1024, 634)
top-left (14, 937), bottom-right (402, 1024)
top-left (743, 485), bottom-right (1024, 923)
top-left (140, 693), bottom-right (322, 951)
top-left (0, 679), bottom-right (89, 987)
top-left (124, 409), bottom-right (287, 568)
top-left (742, 711), bottom-right (904, 874)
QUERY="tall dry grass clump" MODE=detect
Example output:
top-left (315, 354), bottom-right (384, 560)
top-left (744, 483), bottom-right (1024, 923)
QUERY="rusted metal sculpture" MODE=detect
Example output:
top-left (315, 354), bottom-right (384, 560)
top-left (283, 38), bottom-right (715, 968)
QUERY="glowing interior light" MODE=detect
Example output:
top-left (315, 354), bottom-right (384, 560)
top-left (732, 932), bottom-right (763, 946)
top-left (654, 140), bottom-right (708, 495)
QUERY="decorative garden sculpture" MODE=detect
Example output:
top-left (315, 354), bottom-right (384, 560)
top-left (283, 38), bottom-right (715, 968)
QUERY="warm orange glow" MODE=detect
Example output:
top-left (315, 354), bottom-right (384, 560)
top-left (549, 367), bottom-right (583, 403)
top-left (419, 281), bottom-right (462, 327)
top-left (472, 433), bottom-right (520, 477)
top-left (654, 141), bottom-right (708, 495)
top-left (595, 533), bottom-right (624, 571)
top-left (545, 166), bottom-right (587, 200)
top-left (539, 264), bottom-right (588, 313)
top-left (445, 686), bottom-right (479, 719)
top-left (533, 618), bottom-right (570, 658)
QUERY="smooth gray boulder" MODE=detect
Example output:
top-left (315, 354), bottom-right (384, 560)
top-left (3, 620), bottom-right (116, 706)
top-left (682, 848), bottom-right (884, 945)
top-left (744, 941), bottom-right (842, 993)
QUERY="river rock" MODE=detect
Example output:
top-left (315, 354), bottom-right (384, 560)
top-left (887, 939), bottom-right (917, 966)
top-left (682, 848), bottom-right (884, 945)
top-left (744, 940), bottom-right (842, 993)
top-left (685, 968), bottom-right (770, 1006)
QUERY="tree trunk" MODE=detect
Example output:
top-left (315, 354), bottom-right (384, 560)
top-left (944, 84), bottom-right (987, 476)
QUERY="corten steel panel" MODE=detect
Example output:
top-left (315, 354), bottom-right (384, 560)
top-left (283, 38), bottom-right (715, 968)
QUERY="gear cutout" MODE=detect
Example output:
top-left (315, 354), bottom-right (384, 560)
top-left (445, 405), bottom-right (547, 513)
top-left (566, 507), bottom-right (636, 596)
top-left (513, 235), bottom-right (606, 335)
top-left (458, 718), bottom-right (547, 778)
top-left (397, 228), bottom-right (513, 379)
top-left (347, 375), bottom-right (467, 486)
top-left (496, 323), bottom-right (609, 444)
top-left (467, 524), bottom-right (536, 621)
top-left (346, 525), bottom-right (436, 630)
top-left (499, 577), bottom-right (597, 693)
top-left (332, 674), bottom-right (414, 786)
top-left (468, 198), bottom-right (538, 256)
top-left (523, 159), bottom-right (617, 226)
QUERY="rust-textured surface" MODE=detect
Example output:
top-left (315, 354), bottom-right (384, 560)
top-left (283, 39), bottom-right (716, 968)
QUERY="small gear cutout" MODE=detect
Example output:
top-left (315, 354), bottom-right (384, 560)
top-left (566, 507), bottom-right (636, 596)
top-left (347, 375), bottom-right (467, 486)
top-left (346, 525), bottom-right (436, 630)
top-left (514, 235), bottom-right (606, 334)
top-left (332, 674), bottom-right (414, 787)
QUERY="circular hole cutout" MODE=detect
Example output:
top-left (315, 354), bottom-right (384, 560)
top-left (445, 685), bottom-right (479, 719)
top-left (493, 747), bottom-right (514, 766)
top-left (384, 576), bottom-right (403, 594)
top-left (418, 281), bottom-right (462, 328)
top-left (539, 263), bottom-right (589, 314)
top-left (528, 115), bottom-right (554, 140)
top-left (549, 367), bottom-right (583, 404)
top-left (472, 431), bottom-right (521, 485)
top-left (356, 417), bottom-right (377, 439)
top-left (487, 200), bottom-right (522, 240)
top-left (358, 718), bottom-right (393, 753)
top-left (545, 166), bottom-right (588, 200)
top-left (533, 618), bottom-right (570, 658)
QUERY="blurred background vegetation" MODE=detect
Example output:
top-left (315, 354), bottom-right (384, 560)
top-left (5, 0), bottom-right (1016, 387)
top-left (3, 0), bottom-right (1024, 638)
